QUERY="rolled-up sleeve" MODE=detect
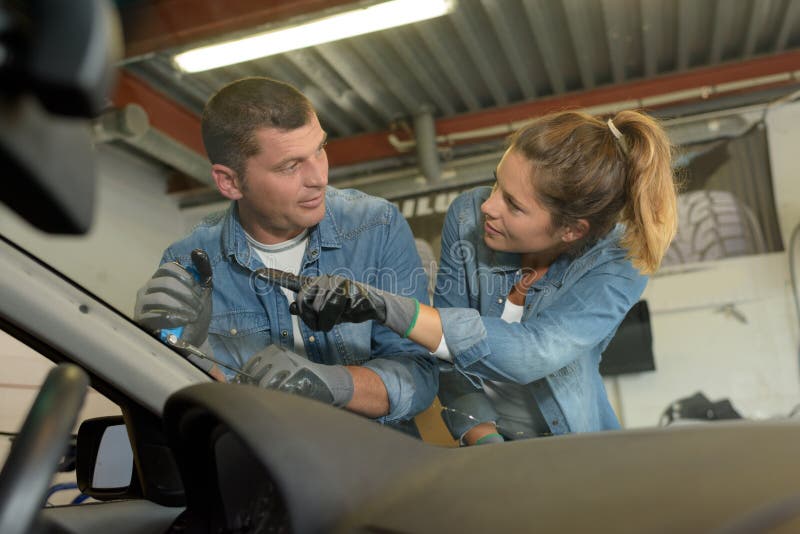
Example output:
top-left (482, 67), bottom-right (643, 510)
top-left (441, 271), bottom-right (646, 384)
top-left (363, 352), bottom-right (437, 422)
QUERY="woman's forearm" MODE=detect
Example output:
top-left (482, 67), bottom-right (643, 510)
top-left (408, 303), bottom-right (445, 352)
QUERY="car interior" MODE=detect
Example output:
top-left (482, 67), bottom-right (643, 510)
top-left (4, 1), bottom-right (800, 533)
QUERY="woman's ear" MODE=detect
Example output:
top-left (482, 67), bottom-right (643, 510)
top-left (211, 164), bottom-right (244, 200)
top-left (561, 219), bottom-right (590, 243)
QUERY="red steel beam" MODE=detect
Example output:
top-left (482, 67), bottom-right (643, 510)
top-left (121, 0), bottom-right (361, 58)
top-left (112, 70), bottom-right (206, 156)
top-left (325, 50), bottom-right (800, 166)
top-left (111, 51), bottom-right (800, 168)
top-left (437, 50), bottom-right (800, 134)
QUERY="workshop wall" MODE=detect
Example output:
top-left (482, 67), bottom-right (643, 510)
top-left (0, 143), bottom-right (186, 316)
top-left (614, 101), bottom-right (800, 427)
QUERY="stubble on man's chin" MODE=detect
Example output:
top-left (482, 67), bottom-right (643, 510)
top-left (306, 201), bottom-right (326, 228)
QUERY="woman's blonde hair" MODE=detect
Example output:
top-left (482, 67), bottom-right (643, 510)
top-left (508, 109), bottom-right (678, 274)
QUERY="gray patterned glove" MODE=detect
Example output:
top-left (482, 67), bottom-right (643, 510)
top-left (238, 345), bottom-right (354, 407)
top-left (134, 250), bottom-right (213, 371)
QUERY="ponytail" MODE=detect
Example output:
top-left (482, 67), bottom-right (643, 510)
top-left (611, 110), bottom-right (678, 274)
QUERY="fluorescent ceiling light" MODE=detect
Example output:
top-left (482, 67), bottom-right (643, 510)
top-left (174, 0), bottom-right (455, 73)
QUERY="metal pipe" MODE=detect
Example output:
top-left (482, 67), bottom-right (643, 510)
top-left (92, 104), bottom-right (212, 186)
top-left (131, 129), bottom-right (213, 186)
top-left (92, 103), bottom-right (149, 143)
top-left (387, 74), bottom-right (800, 154)
top-left (413, 109), bottom-right (441, 183)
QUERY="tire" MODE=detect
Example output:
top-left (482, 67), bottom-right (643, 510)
top-left (661, 190), bottom-right (766, 267)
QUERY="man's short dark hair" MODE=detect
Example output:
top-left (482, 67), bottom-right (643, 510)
top-left (201, 77), bottom-right (315, 177)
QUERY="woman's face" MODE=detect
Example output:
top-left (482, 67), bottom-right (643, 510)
top-left (480, 149), bottom-right (567, 256)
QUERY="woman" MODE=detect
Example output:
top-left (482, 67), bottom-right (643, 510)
top-left (287, 109), bottom-right (678, 444)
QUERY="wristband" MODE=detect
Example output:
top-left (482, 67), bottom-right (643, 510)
top-left (475, 432), bottom-right (504, 445)
top-left (403, 298), bottom-right (420, 338)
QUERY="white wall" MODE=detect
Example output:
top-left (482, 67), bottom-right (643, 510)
top-left (766, 100), bottom-right (800, 249)
top-left (0, 143), bottom-right (188, 316)
top-left (610, 253), bottom-right (800, 427)
top-left (181, 199), bottom-right (229, 235)
top-left (610, 100), bottom-right (800, 428)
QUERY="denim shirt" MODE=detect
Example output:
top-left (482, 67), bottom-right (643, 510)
top-left (434, 187), bottom-right (647, 434)
top-left (161, 187), bottom-right (437, 422)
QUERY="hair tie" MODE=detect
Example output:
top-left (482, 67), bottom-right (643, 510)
top-left (607, 118), bottom-right (622, 139)
top-left (607, 118), bottom-right (629, 155)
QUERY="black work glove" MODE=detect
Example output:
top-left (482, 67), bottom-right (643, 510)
top-left (134, 249), bottom-right (213, 369)
top-left (237, 345), bottom-right (354, 407)
top-left (290, 274), bottom-right (419, 335)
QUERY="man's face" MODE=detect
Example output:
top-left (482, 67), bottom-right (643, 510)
top-left (236, 114), bottom-right (328, 244)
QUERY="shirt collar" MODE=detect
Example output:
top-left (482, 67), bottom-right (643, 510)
top-left (316, 192), bottom-right (342, 249)
top-left (221, 202), bottom-right (253, 268)
top-left (547, 224), bottom-right (626, 285)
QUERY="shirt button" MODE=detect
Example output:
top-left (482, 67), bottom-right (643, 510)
top-left (551, 419), bottom-right (559, 426)
top-left (497, 298), bottom-right (504, 304)
top-left (308, 335), bottom-right (316, 343)
top-left (310, 249), bottom-right (319, 257)
top-left (229, 328), bottom-right (237, 335)
top-left (281, 330), bottom-right (288, 337)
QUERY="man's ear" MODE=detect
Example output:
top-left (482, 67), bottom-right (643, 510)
top-left (211, 164), bottom-right (244, 200)
top-left (561, 219), bottom-right (589, 243)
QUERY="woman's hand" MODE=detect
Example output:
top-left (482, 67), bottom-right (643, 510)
top-left (291, 274), bottom-right (419, 336)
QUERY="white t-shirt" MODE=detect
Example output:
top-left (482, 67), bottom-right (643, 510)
top-left (246, 229), bottom-right (309, 356)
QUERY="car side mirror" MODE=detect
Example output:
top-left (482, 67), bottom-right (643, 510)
top-left (76, 416), bottom-right (140, 500)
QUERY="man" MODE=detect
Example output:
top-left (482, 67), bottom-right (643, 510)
top-left (135, 77), bottom-right (437, 424)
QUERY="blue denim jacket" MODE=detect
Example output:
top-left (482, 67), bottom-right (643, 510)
top-left (161, 187), bottom-right (437, 422)
top-left (434, 187), bottom-right (647, 434)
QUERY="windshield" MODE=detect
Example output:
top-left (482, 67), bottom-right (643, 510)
top-left (1, 0), bottom-right (800, 441)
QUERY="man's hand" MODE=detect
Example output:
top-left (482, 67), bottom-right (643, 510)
top-left (291, 274), bottom-right (419, 336)
top-left (238, 345), bottom-right (354, 407)
top-left (134, 250), bottom-right (213, 370)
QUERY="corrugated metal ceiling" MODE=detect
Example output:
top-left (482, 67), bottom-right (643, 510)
top-left (123, 0), bottom-right (800, 144)
top-left (109, 0), bottom-right (800, 194)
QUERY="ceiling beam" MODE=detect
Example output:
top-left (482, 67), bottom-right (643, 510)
top-left (112, 50), bottom-right (800, 170)
top-left (112, 70), bottom-right (205, 156)
top-left (325, 50), bottom-right (800, 166)
top-left (120, 0), bottom-right (362, 58)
